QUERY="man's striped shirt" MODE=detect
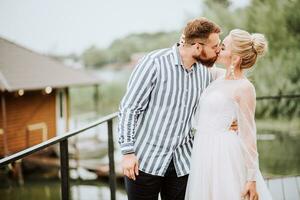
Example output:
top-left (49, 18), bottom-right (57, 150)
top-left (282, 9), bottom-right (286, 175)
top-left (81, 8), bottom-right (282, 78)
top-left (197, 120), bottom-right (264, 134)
top-left (118, 44), bottom-right (212, 177)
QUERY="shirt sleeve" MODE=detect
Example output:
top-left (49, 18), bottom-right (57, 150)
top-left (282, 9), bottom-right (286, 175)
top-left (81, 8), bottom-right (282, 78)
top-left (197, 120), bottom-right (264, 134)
top-left (209, 65), bottom-right (226, 81)
top-left (117, 55), bottom-right (157, 155)
top-left (236, 82), bottom-right (259, 181)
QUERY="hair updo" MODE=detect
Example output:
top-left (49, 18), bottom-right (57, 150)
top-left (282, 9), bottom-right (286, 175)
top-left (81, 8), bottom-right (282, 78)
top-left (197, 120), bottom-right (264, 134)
top-left (230, 29), bottom-right (268, 69)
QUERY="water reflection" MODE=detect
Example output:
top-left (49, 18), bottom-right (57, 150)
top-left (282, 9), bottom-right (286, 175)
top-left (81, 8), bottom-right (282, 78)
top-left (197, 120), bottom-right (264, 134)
top-left (0, 180), bottom-right (127, 200)
top-left (71, 183), bottom-right (127, 200)
top-left (258, 129), bottom-right (300, 177)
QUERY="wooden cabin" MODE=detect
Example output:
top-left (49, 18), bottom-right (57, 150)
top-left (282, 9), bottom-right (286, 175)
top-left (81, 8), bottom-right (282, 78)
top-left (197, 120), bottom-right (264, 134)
top-left (0, 38), bottom-right (100, 157)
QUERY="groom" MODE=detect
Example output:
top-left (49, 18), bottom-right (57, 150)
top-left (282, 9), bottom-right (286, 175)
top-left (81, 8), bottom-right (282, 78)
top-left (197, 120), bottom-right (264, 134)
top-left (118, 18), bottom-right (235, 200)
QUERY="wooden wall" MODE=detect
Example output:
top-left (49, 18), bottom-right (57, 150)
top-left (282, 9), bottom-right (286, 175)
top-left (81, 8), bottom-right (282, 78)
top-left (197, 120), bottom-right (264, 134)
top-left (0, 90), bottom-right (56, 156)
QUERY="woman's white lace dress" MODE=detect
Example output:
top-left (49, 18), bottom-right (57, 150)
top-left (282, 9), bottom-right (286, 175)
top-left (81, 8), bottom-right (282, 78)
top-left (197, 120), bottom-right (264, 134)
top-left (185, 76), bottom-right (272, 200)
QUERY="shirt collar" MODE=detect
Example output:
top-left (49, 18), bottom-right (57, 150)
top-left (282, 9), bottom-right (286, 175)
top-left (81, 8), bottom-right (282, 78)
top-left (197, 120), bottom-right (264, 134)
top-left (172, 43), bottom-right (198, 72)
top-left (172, 43), bottom-right (183, 67)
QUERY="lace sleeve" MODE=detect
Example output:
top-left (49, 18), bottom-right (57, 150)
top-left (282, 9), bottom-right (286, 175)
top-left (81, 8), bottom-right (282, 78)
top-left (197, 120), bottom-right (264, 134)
top-left (236, 82), bottom-right (259, 181)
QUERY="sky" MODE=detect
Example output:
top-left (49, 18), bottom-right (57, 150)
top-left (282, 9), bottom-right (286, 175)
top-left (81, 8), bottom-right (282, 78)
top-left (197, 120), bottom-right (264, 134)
top-left (0, 0), bottom-right (248, 55)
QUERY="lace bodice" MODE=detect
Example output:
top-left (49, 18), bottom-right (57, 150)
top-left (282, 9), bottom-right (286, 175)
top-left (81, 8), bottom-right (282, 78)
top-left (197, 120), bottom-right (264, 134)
top-left (193, 75), bottom-right (259, 181)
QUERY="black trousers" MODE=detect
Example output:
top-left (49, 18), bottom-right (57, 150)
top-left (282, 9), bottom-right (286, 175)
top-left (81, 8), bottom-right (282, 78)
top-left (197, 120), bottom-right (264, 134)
top-left (124, 159), bottom-right (189, 200)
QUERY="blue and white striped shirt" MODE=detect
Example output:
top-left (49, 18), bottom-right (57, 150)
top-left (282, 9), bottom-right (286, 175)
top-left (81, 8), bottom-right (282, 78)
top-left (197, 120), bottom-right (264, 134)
top-left (118, 44), bottom-right (213, 177)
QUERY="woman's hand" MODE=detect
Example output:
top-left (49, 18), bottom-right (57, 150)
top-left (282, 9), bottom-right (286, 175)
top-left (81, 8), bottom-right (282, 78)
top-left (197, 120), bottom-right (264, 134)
top-left (241, 181), bottom-right (259, 200)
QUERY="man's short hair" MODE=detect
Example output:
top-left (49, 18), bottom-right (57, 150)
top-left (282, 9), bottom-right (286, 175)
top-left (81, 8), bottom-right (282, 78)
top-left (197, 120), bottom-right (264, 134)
top-left (183, 17), bottom-right (221, 44)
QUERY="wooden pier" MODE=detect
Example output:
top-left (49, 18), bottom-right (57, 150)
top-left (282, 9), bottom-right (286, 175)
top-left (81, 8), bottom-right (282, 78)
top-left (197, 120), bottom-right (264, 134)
top-left (266, 176), bottom-right (300, 200)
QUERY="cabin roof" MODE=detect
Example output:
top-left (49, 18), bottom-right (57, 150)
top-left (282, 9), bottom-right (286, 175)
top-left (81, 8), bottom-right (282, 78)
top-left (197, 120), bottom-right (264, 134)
top-left (0, 37), bottom-right (100, 92)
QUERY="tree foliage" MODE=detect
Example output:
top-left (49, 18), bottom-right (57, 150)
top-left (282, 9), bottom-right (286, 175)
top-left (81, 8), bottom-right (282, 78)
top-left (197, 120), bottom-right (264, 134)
top-left (81, 0), bottom-right (300, 119)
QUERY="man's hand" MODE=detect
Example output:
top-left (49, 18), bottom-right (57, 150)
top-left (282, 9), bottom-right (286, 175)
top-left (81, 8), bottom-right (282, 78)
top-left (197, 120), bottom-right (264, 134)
top-left (122, 153), bottom-right (139, 180)
top-left (241, 181), bottom-right (259, 200)
top-left (229, 120), bottom-right (238, 132)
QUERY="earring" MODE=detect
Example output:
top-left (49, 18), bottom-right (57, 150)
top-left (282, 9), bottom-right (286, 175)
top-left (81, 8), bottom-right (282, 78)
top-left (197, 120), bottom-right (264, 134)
top-left (230, 65), bottom-right (235, 79)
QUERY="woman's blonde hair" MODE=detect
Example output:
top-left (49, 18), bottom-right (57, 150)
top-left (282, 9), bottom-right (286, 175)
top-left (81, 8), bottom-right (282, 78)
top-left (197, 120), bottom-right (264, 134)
top-left (230, 29), bottom-right (268, 69)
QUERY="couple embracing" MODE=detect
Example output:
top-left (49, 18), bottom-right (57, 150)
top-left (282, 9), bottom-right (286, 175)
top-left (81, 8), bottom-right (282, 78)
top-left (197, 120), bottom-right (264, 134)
top-left (118, 18), bottom-right (273, 200)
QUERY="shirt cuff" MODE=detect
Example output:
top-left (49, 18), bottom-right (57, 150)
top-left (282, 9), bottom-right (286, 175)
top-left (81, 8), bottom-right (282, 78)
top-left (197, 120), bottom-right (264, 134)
top-left (247, 169), bottom-right (257, 181)
top-left (120, 142), bottom-right (135, 155)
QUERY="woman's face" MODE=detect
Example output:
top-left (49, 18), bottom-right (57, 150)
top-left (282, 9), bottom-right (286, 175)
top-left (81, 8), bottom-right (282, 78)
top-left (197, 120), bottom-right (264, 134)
top-left (216, 35), bottom-right (232, 66)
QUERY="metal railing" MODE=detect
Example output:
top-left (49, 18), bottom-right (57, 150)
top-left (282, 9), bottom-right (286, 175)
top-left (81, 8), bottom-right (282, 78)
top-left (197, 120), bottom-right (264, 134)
top-left (0, 112), bottom-right (119, 200)
top-left (256, 94), bottom-right (300, 100)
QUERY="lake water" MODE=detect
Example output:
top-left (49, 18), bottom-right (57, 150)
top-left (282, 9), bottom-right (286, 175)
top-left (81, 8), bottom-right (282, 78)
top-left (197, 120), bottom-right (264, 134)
top-left (257, 127), bottom-right (300, 177)
top-left (0, 180), bottom-right (127, 200)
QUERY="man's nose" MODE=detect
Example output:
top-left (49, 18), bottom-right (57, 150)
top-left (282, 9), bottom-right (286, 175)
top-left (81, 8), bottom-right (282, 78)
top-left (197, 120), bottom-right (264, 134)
top-left (216, 46), bottom-right (221, 54)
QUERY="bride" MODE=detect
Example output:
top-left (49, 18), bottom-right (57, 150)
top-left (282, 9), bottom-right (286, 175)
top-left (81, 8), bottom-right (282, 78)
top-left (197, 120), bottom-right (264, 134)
top-left (185, 29), bottom-right (273, 200)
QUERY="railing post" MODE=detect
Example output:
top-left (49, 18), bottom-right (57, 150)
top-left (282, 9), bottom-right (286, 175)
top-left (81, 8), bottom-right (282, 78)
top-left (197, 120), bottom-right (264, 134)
top-left (107, 119), bottom-right (116, 200)
top-left (60, 139), bottom-right (70, 200)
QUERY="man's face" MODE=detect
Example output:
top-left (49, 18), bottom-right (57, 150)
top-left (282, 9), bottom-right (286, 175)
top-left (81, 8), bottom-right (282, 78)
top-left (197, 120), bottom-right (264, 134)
top-left (193, 33), bottom-right (221, 67)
